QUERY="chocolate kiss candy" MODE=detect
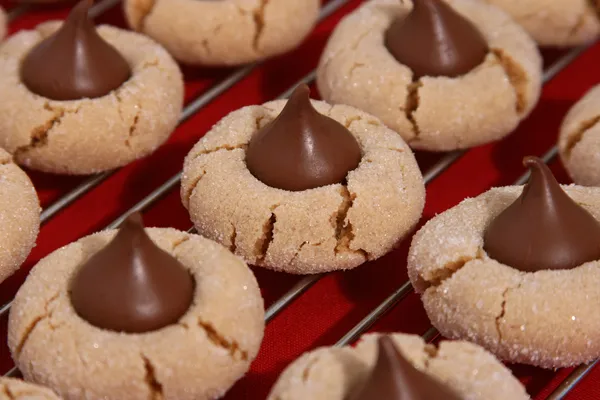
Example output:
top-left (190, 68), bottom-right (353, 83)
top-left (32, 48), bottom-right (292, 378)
top-left (20, 0), bottom-right (131, 101)
top-left (70, 213), bottom-right (194, 333)
top-left (384, 0), bottom-right (488, 79)
top-left (349, 336), bottom-right (462, 400)
top-left (245, 84), bottom-right (362, 191)
top-left (484, 156), bottom-right (600, 272)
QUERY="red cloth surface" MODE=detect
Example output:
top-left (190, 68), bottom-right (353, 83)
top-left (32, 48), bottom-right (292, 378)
top-left (1, 0), bottom-right (600, 399)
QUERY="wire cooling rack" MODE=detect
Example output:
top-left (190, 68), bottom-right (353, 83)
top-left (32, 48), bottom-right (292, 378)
top-left (1, 0), bottom-right (599, 398)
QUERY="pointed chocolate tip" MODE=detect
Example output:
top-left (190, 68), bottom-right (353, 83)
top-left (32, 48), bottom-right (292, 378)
top-left (71, 0), bottom-right (93, 17)
top-left (349, 336), bottom-right (462, 400)
top-left (122, 212), bottom-right (144, 229)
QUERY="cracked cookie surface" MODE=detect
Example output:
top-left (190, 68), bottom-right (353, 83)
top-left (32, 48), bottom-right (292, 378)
top-left (8, 228), bottom-right (265, 400)
top-left (0, 21), bottom-right (183, 175)
top-left (408, 185), bottom-right (600, 368)
top-left (483, 0), bottom-right (600, 47)
top-left (559, 84), bottom-right (600, 186)
top-left (123, 0), bottom-right (320, 66)
top-left (181, 100), bottom-right (425, 274)
top-left (267, 332), bottom-right (529, 400)
top-left (0, 377), bottom-right (62, 399)
top-left (0, 148), bottom-right (40, 285)
top-left (316, 0), bottom-right (542, 152)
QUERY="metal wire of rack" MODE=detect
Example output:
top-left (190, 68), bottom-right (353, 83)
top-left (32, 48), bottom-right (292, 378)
top-left (0, 0), bottom-right (599, 399)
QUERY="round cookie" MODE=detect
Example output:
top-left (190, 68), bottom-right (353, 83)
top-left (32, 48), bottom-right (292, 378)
top-left (483, 0), bottom-right (600, 47)
top-left (316, 0), bottom-right (542, 152)
top-left (559, 83), bottom-right (600, 186)
top-left (181, 88), bottom-right (425, 274)
top-left (267, 332), bottom-right (529, 400)
top-left (123, 0), bottom-right (320, 67)
top-left (0, 148), bottom-right (40, 285)
top-left (0, 378), bottom-right (62, 399)
top-left (0, 3), bottom-right (184, 175)
top-left (408, 162), bottom-right (600, 368)
top-left (8, 222), bottom-right (265, 400)
top-left (0, 7), bottom-right (6, 41)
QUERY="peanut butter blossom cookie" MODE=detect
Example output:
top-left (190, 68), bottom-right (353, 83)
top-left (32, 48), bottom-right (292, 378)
top-left (267, 333), bottom-right (529, 399)
top-left (559, 83), bottom-right (600, 186)
top-left (181, 85), bottom-right (425, 274)
top-left (0, 0), bottom-right (184, 175)
top-left (8, 213), bottom-right (265, 399)
top-left (0, 148), bottom-right (40, 285)
top-left (0, 378), bottom-right (61, 399)
top-left (409, 156), bottom-right (600, 368)
top-left (483, 0), bottom-right (600, 47)
top-left (123, 0), bottom-right (320, 67)
top-left (317, 0), bottom-right (542, 152)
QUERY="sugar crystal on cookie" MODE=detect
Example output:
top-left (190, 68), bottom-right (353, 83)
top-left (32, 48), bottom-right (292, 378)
top-left (384, 0), bottom-right (488, 79)
top-left (484, 156), bottom-right (600, 272)
top-left (69, 212), bottom-right (194, 333)
top-left (246, 84), bottom-right (362, 191)
top-left (20, 0), bottom-right (131, 100)
top-left (349, 336), bottom-right (462, 400)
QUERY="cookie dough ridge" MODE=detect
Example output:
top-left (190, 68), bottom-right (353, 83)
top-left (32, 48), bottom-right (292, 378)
top-left (559, 84), bottom-right (600, 186)
top-left (0, 148), bottom-right (40, 285)
top-left (316, 0), bottom-right (542, 151)
top-left (0, 22), bottom-right (184, 174)
top-left (8, 229), bottom-right (265, 400)
top-left (181, 101), bottom-right (425, 274)
top-left (267, 332), bottom-right (529, 400)
top-left (123, 0), bottom-right (320, 66)
top-left (408, 186), bottom-right (600, 367)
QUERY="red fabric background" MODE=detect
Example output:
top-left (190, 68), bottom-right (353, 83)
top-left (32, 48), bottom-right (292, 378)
top-left (1, 0), bottom-right (599, 398)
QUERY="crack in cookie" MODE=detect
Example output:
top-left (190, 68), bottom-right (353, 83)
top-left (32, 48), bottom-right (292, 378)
top-left (197, 318), bottom-right (248, 361)
top-left (256, 207), bottom-right (279, 262)
top-left (495, 280), bottom-right (523, 344)
top-left (229, 223), bottom-right (238, 253)
top-left (405, 81), bottom-right (422, 139)
top-left (125, 102), bottom-right (142, 148)
top-left (491, 48), bottom-right (527, 115)
top-left (142, 355), bottom-right (164, 400)
top-left (564, 115), bottom-right (600, 159)
top-left (14, 104), bottom-right (67, 159)
top-left (15, 292), bottom-right (60, 357)
top-left (422, 250), bottom-right (485, 289)
top-left (252, 0), bottom-right (269, 52)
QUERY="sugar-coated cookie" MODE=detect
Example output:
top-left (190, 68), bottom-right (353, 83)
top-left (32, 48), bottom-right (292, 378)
top-left (123, 0), bottom-right (320, 67)
top-left (317, 0), bottom-right (542, 152)
top-left (409, 156), bottom-right (600, 368)
top-left (0, 1), bottom-right (183, 175)
top-left (8, 215), bottom-right (264, 400)
top-left (559, 83), bottom-right (600, 186)
top-left (267, 333), bottom-right (529, 400)
top-left (0, 148), bottom-right (40, 285)
top-left (0, 378), bottom-right (62, 399)
top-left (181, 85), bottom-right (425, 274)
top-left (483, 0), bottom-right (600, 47)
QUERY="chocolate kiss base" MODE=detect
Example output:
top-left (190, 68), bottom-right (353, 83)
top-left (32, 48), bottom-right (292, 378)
top-left (484, 156), bottom-right (600, 272)
top-left (384, 0), bottom-right (489, 79)
top-left (20, 0), bottom-right (131, 101)
top-left (246, 84), bottom-right (362, 192)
